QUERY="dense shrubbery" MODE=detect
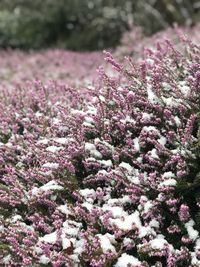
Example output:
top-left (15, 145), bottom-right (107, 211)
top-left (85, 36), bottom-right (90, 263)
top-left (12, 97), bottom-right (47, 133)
top-left (0, 0), bottom-right (130, 50)
top-left (0, 0), bottom-right (200, 50)
top-left (0, 27), bottom-right (200, 266)
top-left (115, 23), bottom-right (200, 59)
top-left (0, 50), bottom-right (103, 87)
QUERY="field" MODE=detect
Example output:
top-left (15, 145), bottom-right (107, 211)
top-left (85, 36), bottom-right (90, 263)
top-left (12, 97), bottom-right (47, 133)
top-left (0, 25), bottom-right (200, 267)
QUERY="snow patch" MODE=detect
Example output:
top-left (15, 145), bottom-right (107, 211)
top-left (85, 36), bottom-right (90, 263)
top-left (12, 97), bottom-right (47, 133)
top-left (120, 115), bottom-right (136, 124)
top-left (40, 180), bottom-right (63, 192)
top-left (57, 204), bottom-right (71, 215)
top-left (119, 162), bottom-right (133, 173)
top-left (159, 179), bottom-right (177, 187)
top-left (150, 148), bottom-right (159, 159)
top-left (79, 188), bottom-right (96, 199)
top-left (54, 138), bottom-right (67, 144)
top-left (85, 142), bottom-right (102, 159)
top-left (179, 81), bottom-right (190, 96)
top-left (98, 159), bottom-right (113, 168)
top-left (83, 122), bottom-right (95, 128)
top-left (40, 231), bottom-right (57, 244)
top-left (142, 112), bottom-right (151, 120)
top-left (42, 162), bottom-right (59, 169)
top-left (32, 180), bottom-right (63, 195)
top-left (133, 137), bottom-right (140, 151)
top-left (150, 235), bottom-right (167, 250)
top-left (3, 255), bottom-right (11, 264)
top-left (158, 136), bottom-right (167, 146)
top-left (37, 138), bottom-right (49, 145)
top-left (110, 210), bottom-right (151, 238)
top-left (115, 253), bottom-right (141, 267)
top-left (147, 87), bottom-right (160, 104)
top-left (97, 234), bottom-right (116, 253)
top-left (185, 220), bottom-right (199, 241)
top-left (143, 126), bottom-right (159, 133)
top-left (39, 255), bottom-right (50, 264)
top-left (11, 215), bottom-right (22, 223)
top-left (174, 116), bottom-right (181, 127)
top-left (62, 237), bottom-right (72, 250)
top-left (46, 146), bottom-right (63, 153)
top-left (162, 172), bottom-right (175, 179)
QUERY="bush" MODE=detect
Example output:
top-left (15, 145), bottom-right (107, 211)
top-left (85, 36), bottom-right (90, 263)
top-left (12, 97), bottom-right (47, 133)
top-left (0, 0), bottom-right (130, 50)
top-left (0, 34), bottom-right (200, 266)
top-left (0, 0), bottom-right (200, 50)
top-left (115, 23), bottom-right (200, 59)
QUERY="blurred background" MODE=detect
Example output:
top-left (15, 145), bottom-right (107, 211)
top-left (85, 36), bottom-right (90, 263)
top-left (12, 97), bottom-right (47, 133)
top-left (0, 0), bottom-right (200, 51)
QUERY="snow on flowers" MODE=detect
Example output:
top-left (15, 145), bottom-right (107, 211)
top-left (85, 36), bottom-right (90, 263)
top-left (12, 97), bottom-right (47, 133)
top-left (0, 32), bottom-right (200, 266)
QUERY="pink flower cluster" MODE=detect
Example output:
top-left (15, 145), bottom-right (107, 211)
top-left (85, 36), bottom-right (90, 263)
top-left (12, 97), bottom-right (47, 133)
top-left (115, 23), bottom-right (200, 60)
top-left (0, 34), bottom-right (200, 266)
top-left (0, 50), bottom-right (104, 88)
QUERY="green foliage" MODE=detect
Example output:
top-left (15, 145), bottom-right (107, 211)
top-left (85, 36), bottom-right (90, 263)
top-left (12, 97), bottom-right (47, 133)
top-left (0, 0), bottom-right (200, 50)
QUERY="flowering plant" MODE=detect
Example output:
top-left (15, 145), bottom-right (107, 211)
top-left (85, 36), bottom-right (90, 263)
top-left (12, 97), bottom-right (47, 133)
top-left (0, 34), bottom-right (200, 266)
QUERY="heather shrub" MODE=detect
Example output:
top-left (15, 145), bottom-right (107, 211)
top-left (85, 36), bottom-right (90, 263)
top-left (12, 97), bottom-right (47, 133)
top-left (0, 50), bottom-right (104, 87)
top-left (0, 38), bottom-right (200, 266)
top-left (115, 23), bottom-right (200, 59)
